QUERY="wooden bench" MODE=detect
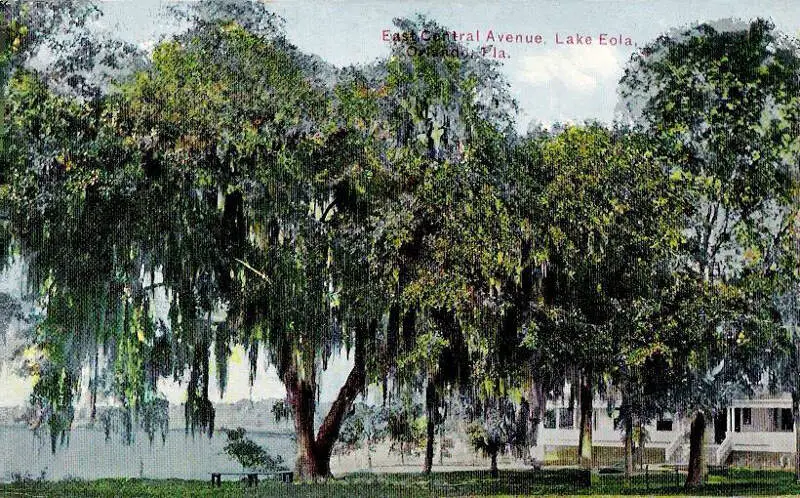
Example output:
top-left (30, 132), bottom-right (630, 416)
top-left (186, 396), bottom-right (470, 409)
top-left (210, 470), bottom-right (294, 487)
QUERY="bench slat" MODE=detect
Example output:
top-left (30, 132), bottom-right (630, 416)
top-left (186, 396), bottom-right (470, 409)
top-left (210, 470), bottom-right (293, 487)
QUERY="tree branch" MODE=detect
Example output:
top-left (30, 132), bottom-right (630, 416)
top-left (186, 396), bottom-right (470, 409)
top-left (320, 199), bottom-right (337, 223)
top-left (315, 322), bottom-right (368, 453)
top-left (235, 258), bottom-right (270, 283)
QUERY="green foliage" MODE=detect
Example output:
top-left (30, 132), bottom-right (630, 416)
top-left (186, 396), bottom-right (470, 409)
top-left (9, 469), bottom-right (800, 496)
top-left (619, 18), bottom-right (800, 421)
top-left (221, 427), bottom-right (286, 471)
top-left (386, 396), bottom-right (426, 458)
top-left (465, 396), bottom-right (525, 460)
top-left (621, 18), bottom-right (799, 287)
top-left (270, 400), bottom-right (292, 425)
top-left (1, 2), bottom-right (798, 483)
top-left (1, 10), bottom-right (368, 448)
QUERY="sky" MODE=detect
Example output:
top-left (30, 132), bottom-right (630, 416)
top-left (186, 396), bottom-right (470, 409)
top-left (2, 0), bottom-right (800, 407)
top-left (96, 0), bottom-right (800, 128)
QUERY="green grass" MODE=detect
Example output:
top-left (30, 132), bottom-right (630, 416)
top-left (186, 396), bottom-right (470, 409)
top-left (544, 445), bottom-right (665, 467)
top-left (1, 468), bottom-right (799, 497)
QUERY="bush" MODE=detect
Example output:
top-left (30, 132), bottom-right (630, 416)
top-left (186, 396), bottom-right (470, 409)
top-left (221, 427), bottom-right (286, 471)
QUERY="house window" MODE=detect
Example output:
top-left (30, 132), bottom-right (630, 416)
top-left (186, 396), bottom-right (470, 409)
top-left (543, 409), bottom-right (556, 429)
top-left (742, 408), bottom-right (751, 426)
top-left (772, 408), bottom-right (794, 432)
top-left (781, 408), bottom-right (793, 431)
top-left (656, 414), bottom-right (673, 432)
top-left (559, 408), bottom-right (574, 429)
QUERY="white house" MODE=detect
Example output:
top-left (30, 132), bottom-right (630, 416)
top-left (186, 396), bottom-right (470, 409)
top-left (536, 391), bottom-right (796, 468)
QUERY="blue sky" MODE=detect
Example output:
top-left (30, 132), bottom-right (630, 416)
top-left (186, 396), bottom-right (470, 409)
top-left (98, 0), bottom-right (800, 129)
top-left (3, 0), bottom-right (800, 407)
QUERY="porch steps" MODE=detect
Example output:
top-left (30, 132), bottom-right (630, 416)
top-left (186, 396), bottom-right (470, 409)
top-left (666, 440), bottom-right (724, 465)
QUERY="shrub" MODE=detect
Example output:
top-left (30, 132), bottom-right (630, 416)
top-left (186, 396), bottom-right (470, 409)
top-left (221, 427), bottom-right (286, 471)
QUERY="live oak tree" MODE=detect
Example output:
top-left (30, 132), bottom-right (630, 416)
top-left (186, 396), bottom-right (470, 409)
top-left (591, 131), bottom-right (685, 477)
top-left (609, 293), bottom-right (679, 477)
top-left (115, 22), bottom-right (389, 480)
top-left (489, 129), bottom-right (563, 466)
top-left (0, 5), bottom-right (517, 481)
top-left (768, 54), bottom-right (800, 482)
top-left (353, 14), bottom-right (519, 475)
top-left (522, 124), bottom-right (682, 470)
top-left (1, 13), bottom-right (380, 478)
top-left (620, 18), bottom-right (800, 487)
top-left (481, 122), bottom-right (681, 472)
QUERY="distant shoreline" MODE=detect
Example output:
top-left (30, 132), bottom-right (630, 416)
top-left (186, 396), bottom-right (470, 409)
top-left (0, 425), bottom-right (294, 436)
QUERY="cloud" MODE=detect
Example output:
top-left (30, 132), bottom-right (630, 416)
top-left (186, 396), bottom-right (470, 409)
top-left (0, 364), bottom-right (36, 407)
top-left (517, 45), bottom-right (623, 93)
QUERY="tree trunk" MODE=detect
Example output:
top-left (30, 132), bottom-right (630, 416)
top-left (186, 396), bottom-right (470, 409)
top-left (283, 327), bottom-right (367, 481)
top-left (794, 201), bottom-right (800, 482)
top-left (441, 400), bottom-right (449, 465)
top-left (637, 422), bottom-right (646, 469)
top-left (685, 411), bottom-right (707, 488)
top-left (90, 346), bottom-right (99, 424)
top-left (439, 416), bottom-right (445, 466)
top-left (577, 373), bottom-right (593, 469)
top-left (623, 412), bottom-right (634, 478)
top-left (490, 450), bottom-right (499, 478)
top-left (528, 380), bottom-right (545, 464)
top-left (794, 342), bottom-right (800, 482)
top-left (286, 375), bottom-right (329, 481)
top-left (793, 390), bottom-right (800, 482)
top-left (367, 441), bottom-right (373, 471)
top-left (423, 377), bottom-right (436, 474)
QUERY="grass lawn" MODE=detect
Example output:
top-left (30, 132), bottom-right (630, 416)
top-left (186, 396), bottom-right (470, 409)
top-left (1, 468), bottom-right (799, 497)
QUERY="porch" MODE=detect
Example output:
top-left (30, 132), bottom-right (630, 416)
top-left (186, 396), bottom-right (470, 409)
top-left (723, 401), bottom-right (795, 454)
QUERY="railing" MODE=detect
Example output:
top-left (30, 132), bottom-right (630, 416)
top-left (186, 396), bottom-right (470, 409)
top-left (714, 435), bottom-right (733, 466)
top-left (728, 430), bottom-right (795, 453)
top-left (664, 434), bottom-right (684, 463)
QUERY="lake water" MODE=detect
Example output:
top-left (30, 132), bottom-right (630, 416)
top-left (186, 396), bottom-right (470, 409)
top-left (0, 427), bottom-right (295, 482)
